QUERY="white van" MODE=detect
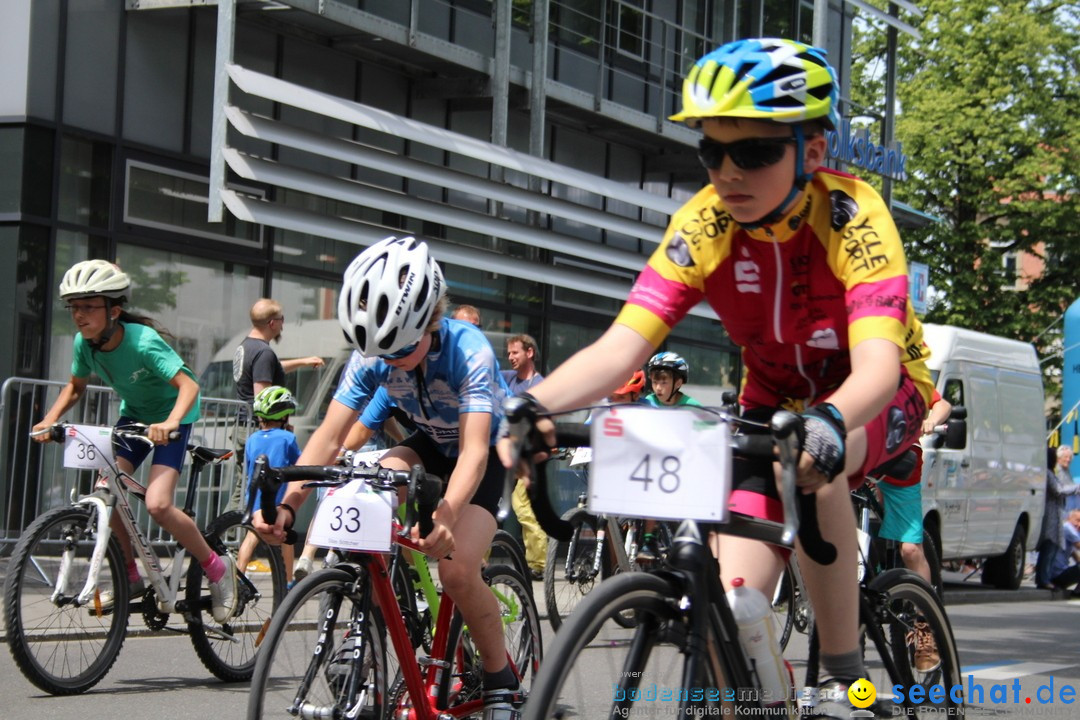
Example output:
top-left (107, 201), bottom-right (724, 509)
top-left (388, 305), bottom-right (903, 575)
top-left (920, 323), bottom-right (1046, 589)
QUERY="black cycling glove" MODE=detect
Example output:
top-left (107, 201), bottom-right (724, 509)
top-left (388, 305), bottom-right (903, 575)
top-left (799, 402), bottom-right (847, 480)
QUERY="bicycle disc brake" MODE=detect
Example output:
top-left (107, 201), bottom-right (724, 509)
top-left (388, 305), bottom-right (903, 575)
top-left (141, 588), bottom-right (170, 631)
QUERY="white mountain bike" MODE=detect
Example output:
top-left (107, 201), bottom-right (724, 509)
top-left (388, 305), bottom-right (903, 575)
top-left (3, 422), bottom-right (286, 695)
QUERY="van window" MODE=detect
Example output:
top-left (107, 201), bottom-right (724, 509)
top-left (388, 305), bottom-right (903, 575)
top-left (942, 378), bottom-right (964, 407)
top-left (200, 360), bottom-right (235, 400)
top-left (969, 374), bottom-right (1000, 443)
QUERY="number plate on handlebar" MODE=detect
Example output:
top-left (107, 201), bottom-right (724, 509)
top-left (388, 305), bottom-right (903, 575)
top-left (589, 406), bottom-right (731, 522)
top-left (62, 425), bottom-right (116, 470)
top-left (308, 479), bottom-right (394, 553)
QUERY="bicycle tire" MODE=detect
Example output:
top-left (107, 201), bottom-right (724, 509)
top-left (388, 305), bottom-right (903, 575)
top-left (3, 505), bottom-right (129, 695)
top-left (543, 507), bottom-right (603, 632)
top-left (871, 569), bottom-right (964, 712)
top-left (488, 528), bottom-right (530, 583)
top-left (246, 565), bottom-right (387, 720)
top-left (922, 529), bottom-right (944, 600)
top-left (771, 561), bottom-right (797, 651)
top-left (523, 571), bottom-right (746, 720)
top-left (186, 509), bottom-right (286, 682)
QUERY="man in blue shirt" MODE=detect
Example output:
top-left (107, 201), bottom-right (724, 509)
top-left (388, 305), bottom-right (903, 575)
top-left (500, 334), bottom-right (546, 579)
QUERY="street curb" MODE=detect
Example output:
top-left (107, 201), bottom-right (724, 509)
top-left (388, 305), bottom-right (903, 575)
top-left (943, 583), bottom-right (1072, 606)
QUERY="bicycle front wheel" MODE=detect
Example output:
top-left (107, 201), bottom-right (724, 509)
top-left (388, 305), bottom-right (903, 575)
top-left (523, 572), bottom-right (743, 720)
top-left (873, 569), bottom-right (964, 713)
top-left (488, 529), bottom-right (530, 583)
top-left (543, 508), bottom-right (603, 632)
top-left (3, 505), bottom-right (129, 695)
top-left (247, 565), bottom-right (387, 720)
top-left (186, 509), bottom-right (286, 682)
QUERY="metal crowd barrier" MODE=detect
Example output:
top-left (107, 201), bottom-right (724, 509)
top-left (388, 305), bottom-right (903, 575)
top-left (0, 377), bottom-right (253, 552)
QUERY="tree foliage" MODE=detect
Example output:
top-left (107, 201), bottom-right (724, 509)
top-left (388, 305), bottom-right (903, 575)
top-left (850, 1), bottom-right (1080, 397)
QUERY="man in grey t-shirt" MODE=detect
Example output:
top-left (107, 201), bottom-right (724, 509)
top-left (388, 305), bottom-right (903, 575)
top-left (227, 298), bottom-right (324, 509)
top-left (234, 298), bottom-right (324, 404)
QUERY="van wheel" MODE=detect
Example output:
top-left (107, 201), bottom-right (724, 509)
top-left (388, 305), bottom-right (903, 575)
top-left (981, 522), bottom-right (1025, 590)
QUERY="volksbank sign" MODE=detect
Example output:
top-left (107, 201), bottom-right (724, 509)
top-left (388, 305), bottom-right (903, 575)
top-left (826, 119), bottom-right (908, 182)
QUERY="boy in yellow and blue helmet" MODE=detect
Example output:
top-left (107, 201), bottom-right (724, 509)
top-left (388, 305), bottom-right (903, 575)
top-left (499, 38), bottom-right (933, 719)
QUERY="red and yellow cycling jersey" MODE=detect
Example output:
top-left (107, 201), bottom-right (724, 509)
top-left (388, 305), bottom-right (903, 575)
top-left (615, 167), bottom-right (933, 411)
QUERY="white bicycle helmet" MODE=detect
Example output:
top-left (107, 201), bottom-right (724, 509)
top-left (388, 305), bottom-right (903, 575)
top-left (59, 260), bottom-right (131, 301)
top-left (338, 236), bottom-right (446, 357)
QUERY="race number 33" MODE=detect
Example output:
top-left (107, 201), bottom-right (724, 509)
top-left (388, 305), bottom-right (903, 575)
top-left (589, 406), bottom-right (731, 522)
top-left (308, 479), bottom-right (393, 553)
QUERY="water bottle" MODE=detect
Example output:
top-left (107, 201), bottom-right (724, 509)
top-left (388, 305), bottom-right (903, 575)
top-left (726, 577), bottom-right (794, 717)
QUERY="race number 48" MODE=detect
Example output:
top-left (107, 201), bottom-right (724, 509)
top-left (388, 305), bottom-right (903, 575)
top-left (589, 406), bottom-right (731, 522)
top-left (629, 454), bottom-right (681, 494)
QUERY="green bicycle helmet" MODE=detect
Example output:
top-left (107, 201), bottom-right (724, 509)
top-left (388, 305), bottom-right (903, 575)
top-left (253, 385), bottom-right (296, 421)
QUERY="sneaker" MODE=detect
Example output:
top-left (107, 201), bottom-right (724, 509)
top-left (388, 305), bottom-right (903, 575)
top-left (324, 549), bottom-right (341, 568)
top-left (907, 620), bottom-right (941, 673)
top-left (804, 678), bottom-right (876, 719)
top-left (92, 577), bottom-right (146, 615)
top-left (209, 554), bottom-right (238, 623)
top-left (528, 567), bottom-right (544, 582)
top-left (635, 535), bottom-right (660, 563)
top-left (482, 686), bottom-right (524, 720)
top-left (293, 556), bottom-right (313, 582)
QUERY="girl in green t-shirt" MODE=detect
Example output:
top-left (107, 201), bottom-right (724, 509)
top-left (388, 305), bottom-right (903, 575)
top-left (32, 259), bottom-right (238, 624)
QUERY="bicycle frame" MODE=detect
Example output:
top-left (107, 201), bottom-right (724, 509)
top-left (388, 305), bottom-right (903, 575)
top-left (64, 436), bottom-right (220, 616)
top-left (365, 530), bottom-right (523, 720)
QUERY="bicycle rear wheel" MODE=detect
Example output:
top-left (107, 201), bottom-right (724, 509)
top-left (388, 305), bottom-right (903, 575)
top-left (523, 572), bottom-right (745, 720)
top-left (3, 505), bottom-right (129, 695)
top-left (873, 569), bottom-right (963, 713)
top-left (543, 507), bottom-right (603, 632)
top-left (246, 565), bottom-right (387, 720)
top-left (186, 509), bottom-right (286, 681)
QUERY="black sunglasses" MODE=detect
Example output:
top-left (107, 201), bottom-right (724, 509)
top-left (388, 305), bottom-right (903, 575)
top-left (697, 136), bottom-right (797, 171)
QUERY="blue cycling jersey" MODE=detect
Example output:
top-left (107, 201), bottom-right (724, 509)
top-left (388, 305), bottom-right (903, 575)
top-left (333, 318), bottom-right (508, 457)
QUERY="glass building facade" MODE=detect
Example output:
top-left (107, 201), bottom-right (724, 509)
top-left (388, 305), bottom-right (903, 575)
top-left (0, 0), bottom-right (915, 405)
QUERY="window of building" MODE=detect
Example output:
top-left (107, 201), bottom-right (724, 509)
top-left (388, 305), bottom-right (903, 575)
top-left (614, 0), bottom-right (646, 59)
top-left (47, 230), bottom-right (110, 381)
top-left (123, 160), bottom-right (263, 246)
top-left (59, 136), bottom-right (111, 229)
top-left (113, 243), bottom-right (263, 379)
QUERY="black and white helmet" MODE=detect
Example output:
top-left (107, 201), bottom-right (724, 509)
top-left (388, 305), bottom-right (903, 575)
top-left (337, 236), bottom-right (446, 357)
top-left (647, 351), bottom-right (689, 383)
top-left (59, 259), bottom-right (131, 302)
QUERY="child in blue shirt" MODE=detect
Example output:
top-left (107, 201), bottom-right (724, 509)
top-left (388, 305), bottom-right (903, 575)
top-left (239, 386), bottom-right (301, 584)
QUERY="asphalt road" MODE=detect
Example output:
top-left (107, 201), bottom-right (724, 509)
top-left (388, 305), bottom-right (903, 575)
top-left (1, 573), bottom-right (1078, 719)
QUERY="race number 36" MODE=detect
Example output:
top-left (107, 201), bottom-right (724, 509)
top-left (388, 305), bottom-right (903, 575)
top-left (589, 406), bottom-right (731, 522)
top-left (63, 425), bottom-right (115, 470)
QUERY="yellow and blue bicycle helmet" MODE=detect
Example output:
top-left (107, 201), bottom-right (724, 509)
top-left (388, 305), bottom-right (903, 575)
top-left (670, 38), bottom-right (839, 130)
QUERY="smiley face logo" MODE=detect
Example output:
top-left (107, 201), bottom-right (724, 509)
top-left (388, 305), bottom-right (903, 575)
top-left (848, 678), bottom-right (876, 708)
